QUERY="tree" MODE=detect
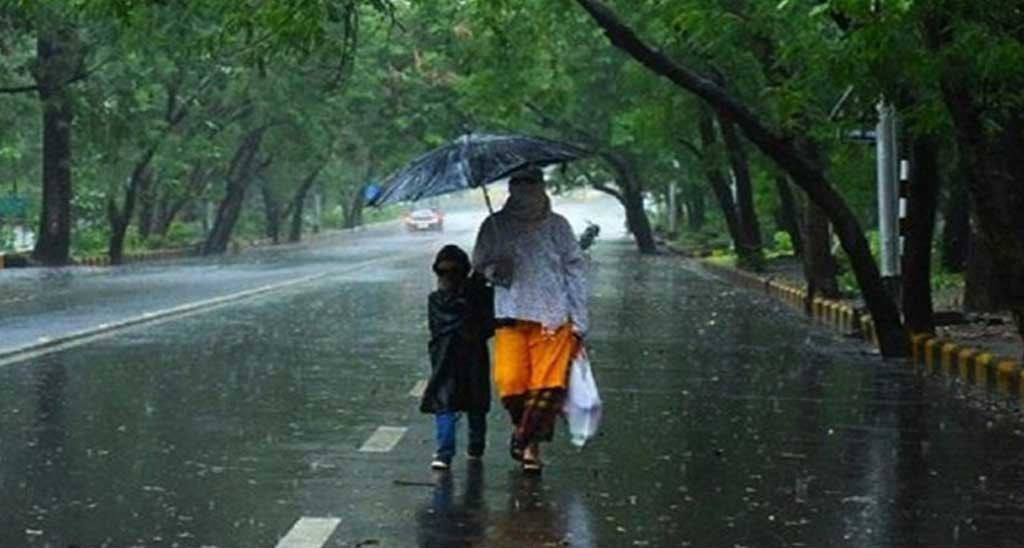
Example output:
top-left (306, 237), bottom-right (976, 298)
top-left (573, 0), bottom-right (908, 356)
top-left (1, 4), bottom-right (90, 265)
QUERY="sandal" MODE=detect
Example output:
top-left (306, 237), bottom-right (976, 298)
top-left (509, 433), bottom-right (525, 462)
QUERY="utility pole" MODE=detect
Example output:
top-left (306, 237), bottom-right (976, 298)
top-left (876, 102), bottom-right (901, 299)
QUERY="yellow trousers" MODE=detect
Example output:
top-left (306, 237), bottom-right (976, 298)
top-left (493, 321), bottom-right (576, 398)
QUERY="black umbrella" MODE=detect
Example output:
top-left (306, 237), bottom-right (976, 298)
top-left (367, 133), bottom-right (587, 212)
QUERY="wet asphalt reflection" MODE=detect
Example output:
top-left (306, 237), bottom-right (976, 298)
top-left (2, 202), bottom-right (1024, 547)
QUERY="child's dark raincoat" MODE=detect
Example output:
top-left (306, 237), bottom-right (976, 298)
top-left (420, 273), bottom-right (495, 414)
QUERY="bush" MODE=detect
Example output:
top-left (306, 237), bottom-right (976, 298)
top-left (322, 206), bottom-right (346, 229)
top-left (141, 221), bottom-right (202, 250)
top-left (0, 226), bottom-right (14, 251)
top-left (772, 231), bottom-right (793, 255)
top-left (364, 204), bottom-right (403, 224)
top-left (71, 225), bottom-right (108, 257)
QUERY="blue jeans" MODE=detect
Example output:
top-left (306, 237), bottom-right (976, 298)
top-left (434, 412), bottom-right (487, 462)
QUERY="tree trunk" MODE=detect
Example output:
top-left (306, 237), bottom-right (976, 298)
top-left (802, 202), bottom-right (840, 301)
top-left (288, 166), bottom-right (323, 243)
top-left (575, 0), bottom-right (907, 356)
top-left (623, 184), bottom-right (656, 253)
top-left (798, 143), bottom-right (840, 301)
top-left (602, 152), bottom-right (657, 254)
top-left (343, 186), bottom-right (365, 229)
top-left (32, 26), bottom-right (79, 266)
top-left (154, 164), bottom-right (211, 237)
top-left (964, 227), bottom-right (1001, 312)
top-left (1014, 311), bottom-right (1024, 363)
top-left (774, 176), bottom-right (803, 257)
top-left (901, 134), bottom-right (942, 333)
top-left (717, 111), bottom-right (764, 268)
top-left (698, 108), bottom-right (744, 250)
top-left (136, 174), bottom-right (156, 240)
top-left (203, 127), bottom-right (267, 255)
top-left (107, 207), bottom-right (128, 266)
top-left (940, 169), bottom-right (969, 273)
top-left (260, 180), bottom-right (282, 244)
top-left (924, 10), bottom-right (1024, 351)
top-left (684, 184), bottom-right (706, 231)
top-left (106, 147), bottom-right (155, 265)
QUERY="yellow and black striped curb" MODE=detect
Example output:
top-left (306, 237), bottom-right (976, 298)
top-left (911, 333), bottom-right (1023, 404)
top-left (76, 247), bottom-right (197, 267)
top-left (698, 258), bottom-right (1023, 406)
top-left (37, 222), bottom-right (399, 270)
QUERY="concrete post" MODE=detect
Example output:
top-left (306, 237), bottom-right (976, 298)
top-left (876, 102), bottom-right (901, 278)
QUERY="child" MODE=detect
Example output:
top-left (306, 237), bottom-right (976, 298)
top-left (420, 244), bottom-right (495, 470)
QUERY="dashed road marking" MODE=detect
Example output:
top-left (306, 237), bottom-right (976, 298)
top-left (408, 379), bottom-right (427, 398)
top-left (274, 517), bottom-right (341, 548)
top-left (359, 426), bottom-right (408, 452)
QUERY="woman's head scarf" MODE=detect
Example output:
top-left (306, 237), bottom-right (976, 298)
top-left (501, 167), bottom-right (551, 231)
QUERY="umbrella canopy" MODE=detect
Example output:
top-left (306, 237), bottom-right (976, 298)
top-left (367, 133), bottom-right (587, 207)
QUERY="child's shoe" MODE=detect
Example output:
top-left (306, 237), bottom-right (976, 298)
top-left (430, 455), bottom-right (450, 470)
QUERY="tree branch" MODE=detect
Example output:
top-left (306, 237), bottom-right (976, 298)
top-left (524, 102), bottom-right (599, 153)
top-left (678, 138), bottom-right (703, 159)
top-left (0, 82), bottom-right (39, 94)
top-left (580, 170), bottom-right (624, 203)
top-left (574, 0), bottom-right (908, 356)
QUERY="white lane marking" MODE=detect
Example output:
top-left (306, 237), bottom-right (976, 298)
top-left (0, 273), bottom-right (324, 366)
top-left (408, 379), bottom-right (427, 398)
top-left (0, 251), bottom-right (424, 367)
top-left (274, 517), bottom-right (341, 548)
top-left (359, 426), bottom-right (408, 453)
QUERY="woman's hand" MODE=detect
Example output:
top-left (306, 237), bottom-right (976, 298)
top-left (490, 256), bottom-right (515, 288)
top-left (572, 326), bottom-right (591, 354)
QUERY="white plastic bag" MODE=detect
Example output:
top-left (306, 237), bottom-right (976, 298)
top-left (563, 348), bottom-right (601, 447)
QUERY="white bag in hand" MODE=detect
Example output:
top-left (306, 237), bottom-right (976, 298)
top-left (563, 348), bottom-right (601, 447)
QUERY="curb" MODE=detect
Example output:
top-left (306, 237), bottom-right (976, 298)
top-left (3, 220), bottom-right (402, 271)
top-left (75, 247), bottom-right (198, 268)
top-left (696, 257), bottom-right (1023, 408)
top-left (910, 334), bottom-right (1022, 405)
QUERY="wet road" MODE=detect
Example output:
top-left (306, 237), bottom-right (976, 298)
top-left (2, 197), bottom-right (1024, 547)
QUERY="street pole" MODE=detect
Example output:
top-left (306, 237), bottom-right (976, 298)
top-left (876, 101), bottom-right (901, 299)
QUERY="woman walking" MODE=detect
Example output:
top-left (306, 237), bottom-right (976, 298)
top-left (472, 166), bottom-right (588, 473)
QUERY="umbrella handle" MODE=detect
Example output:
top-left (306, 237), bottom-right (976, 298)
top-left (481, 184), bottom-right (495, 215)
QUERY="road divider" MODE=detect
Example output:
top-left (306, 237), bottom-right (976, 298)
top-left (275, 517), bottom-right (341, 548)
top-left (697, 258), bottom-right (1023, 408)
top-left (359, 426), bottom-right (408, 453)
top-left (408, 379), bottom-right (427, 398)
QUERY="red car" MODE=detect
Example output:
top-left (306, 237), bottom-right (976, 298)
top-left (403, 207), bottom-right (444, 232)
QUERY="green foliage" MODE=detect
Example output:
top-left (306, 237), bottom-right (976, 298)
top-left (0, 225), bottom-right (15, 250)
top-left (142, 221), bottom-right (202, 250)
top-left (1, 0), bottom-right (1021, 281)
top-left (71, 225), bottom-right (108, 257)
top-left (772, 231), bottom-right (794, 255)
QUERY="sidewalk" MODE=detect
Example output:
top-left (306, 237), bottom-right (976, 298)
top-left (687, 250), bottom-right (1023, 411)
